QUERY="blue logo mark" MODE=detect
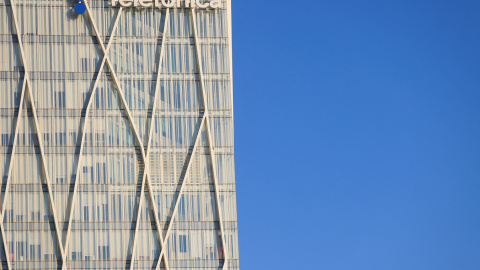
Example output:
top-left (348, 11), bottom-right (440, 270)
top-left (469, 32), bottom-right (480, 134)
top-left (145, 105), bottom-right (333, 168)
top-left (74, 0), bottom-right (86, 15)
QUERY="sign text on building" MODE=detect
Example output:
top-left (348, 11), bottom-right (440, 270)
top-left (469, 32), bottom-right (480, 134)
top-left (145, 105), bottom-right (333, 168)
top-left (112, 0), bottom-right (222, 9)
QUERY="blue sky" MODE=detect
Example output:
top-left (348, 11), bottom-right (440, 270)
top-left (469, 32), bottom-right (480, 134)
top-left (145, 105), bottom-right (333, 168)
top-left (232, 1), bottom-right (480, 269)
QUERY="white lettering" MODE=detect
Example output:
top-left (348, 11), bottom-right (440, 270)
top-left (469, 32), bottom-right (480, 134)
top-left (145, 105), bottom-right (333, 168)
top-left (161, 0), bottom-right (175, 7)
top-left (112, 0), bottom-right (221, 9)
top-left (119, 0), bottom-right (133, 7)
top-left (139, 0), bottom-right (153, 7)
top-left (209, 0), bottom-right (221, 8)
top-left (196, 0), bottom-right (209, 8)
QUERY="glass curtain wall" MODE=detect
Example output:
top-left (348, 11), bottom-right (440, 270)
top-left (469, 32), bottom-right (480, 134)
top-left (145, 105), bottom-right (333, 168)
top-left (0, 0), bottom-right (238, 269)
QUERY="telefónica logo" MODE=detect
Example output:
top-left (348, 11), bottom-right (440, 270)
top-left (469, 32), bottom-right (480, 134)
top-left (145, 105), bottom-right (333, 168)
top-left (74, 0), bottom-right (87, 14)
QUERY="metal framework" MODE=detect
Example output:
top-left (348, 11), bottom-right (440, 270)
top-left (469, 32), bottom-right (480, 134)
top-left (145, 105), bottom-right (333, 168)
top-left (61, 6), bottom-right (127, 270)
top-left (0, 0), bottom-right (237, 269)
top-left (2, 1), bottom-right (65, 268)
top-left (154, 8), bottom-right (230, 270)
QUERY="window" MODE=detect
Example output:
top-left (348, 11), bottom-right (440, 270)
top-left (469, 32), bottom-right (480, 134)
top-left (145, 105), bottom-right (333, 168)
top-left (115, 195), bottom-right (122, 220)
top-left (5, 210), bottom-right (13, 222)
top-left (16, 242), bottom-right (24, 261)
top-left (160, 83), bottom-right (165, 102)
top-left (44, 133), bottom-right (50, 145)
top-left (179, 235), bottom-right (187, 253)
top-left (29, 245), bottom-right (40, 260)
top-left (72, 251), bottom-right (82, 260)
top-left (128, 195), bottom-right (132, 218)
top-left (71, 132), bottom-right (77, 144)
top-left (96, 163), bottom-right (106, 184)
top-left (83, 166), bottom-right (94, 183)
top-left (14, 92), bottom-right (20, 105)
top-left (56, 91), bottom-right (65, 108)
top-left (1, 134), bottom-right (8, 146)
top-left (81, 58), bottom-right (88, 71)
top-left (84, 206), bottom-right (89, 221)
top-left (179, 195), bottom-right (186, 219)
top-left (162, 118), bottom-right (166, 137)
top-left (8, 242), bottom-right (13, 261)
top-left (95, 88), bottom-right (105, 108)
top-left (57, 132), bottom-right (66, 145)
top-left (103, 204), bottom-right (109, 221)
top-left (98, 245), bottom-right (110, 260)
top-left (31, 211), bottom-right (40, 221)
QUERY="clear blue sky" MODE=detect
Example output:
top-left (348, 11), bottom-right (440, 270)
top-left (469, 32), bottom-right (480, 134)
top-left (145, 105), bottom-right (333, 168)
top-left (232, 1), bottom-right (480, 269)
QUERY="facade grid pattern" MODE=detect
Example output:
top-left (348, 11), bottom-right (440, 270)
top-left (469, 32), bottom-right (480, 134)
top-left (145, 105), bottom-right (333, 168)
top-left (0, 0), bottom-right (239, 269)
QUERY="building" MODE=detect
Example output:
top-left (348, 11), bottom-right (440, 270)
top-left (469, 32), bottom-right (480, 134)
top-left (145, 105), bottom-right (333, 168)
top-left (0, 0), bottom-right (238, 269)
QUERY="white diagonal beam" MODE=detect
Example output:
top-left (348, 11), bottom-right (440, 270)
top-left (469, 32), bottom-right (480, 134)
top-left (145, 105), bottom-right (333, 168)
top-left (0, 78), bottom-right (27, 270)
top-left (204, 113), bottom-right (229, 268)
top-left (5, 0), bottom-right (65, 266)
top-left (154, 115), bottom-right (206, 270)
top-left (82, 2), bottom-right (171, 268)
top-left (23, 73), bottom-right (67, 261)
top-left (83, 1), bottom-right (146, 154)
top-left (190, 8), bottom-right (229, 269)
top-left (128, 7), bottom-right (172, 270)
top-left (61, 7), bottom-right (124, 270)
top-left (154, 7), bottom-right (229, 269)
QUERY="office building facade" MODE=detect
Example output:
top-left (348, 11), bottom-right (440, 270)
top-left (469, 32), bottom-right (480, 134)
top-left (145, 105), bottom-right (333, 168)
top-left (0, 0), bottom-right (238, 269)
